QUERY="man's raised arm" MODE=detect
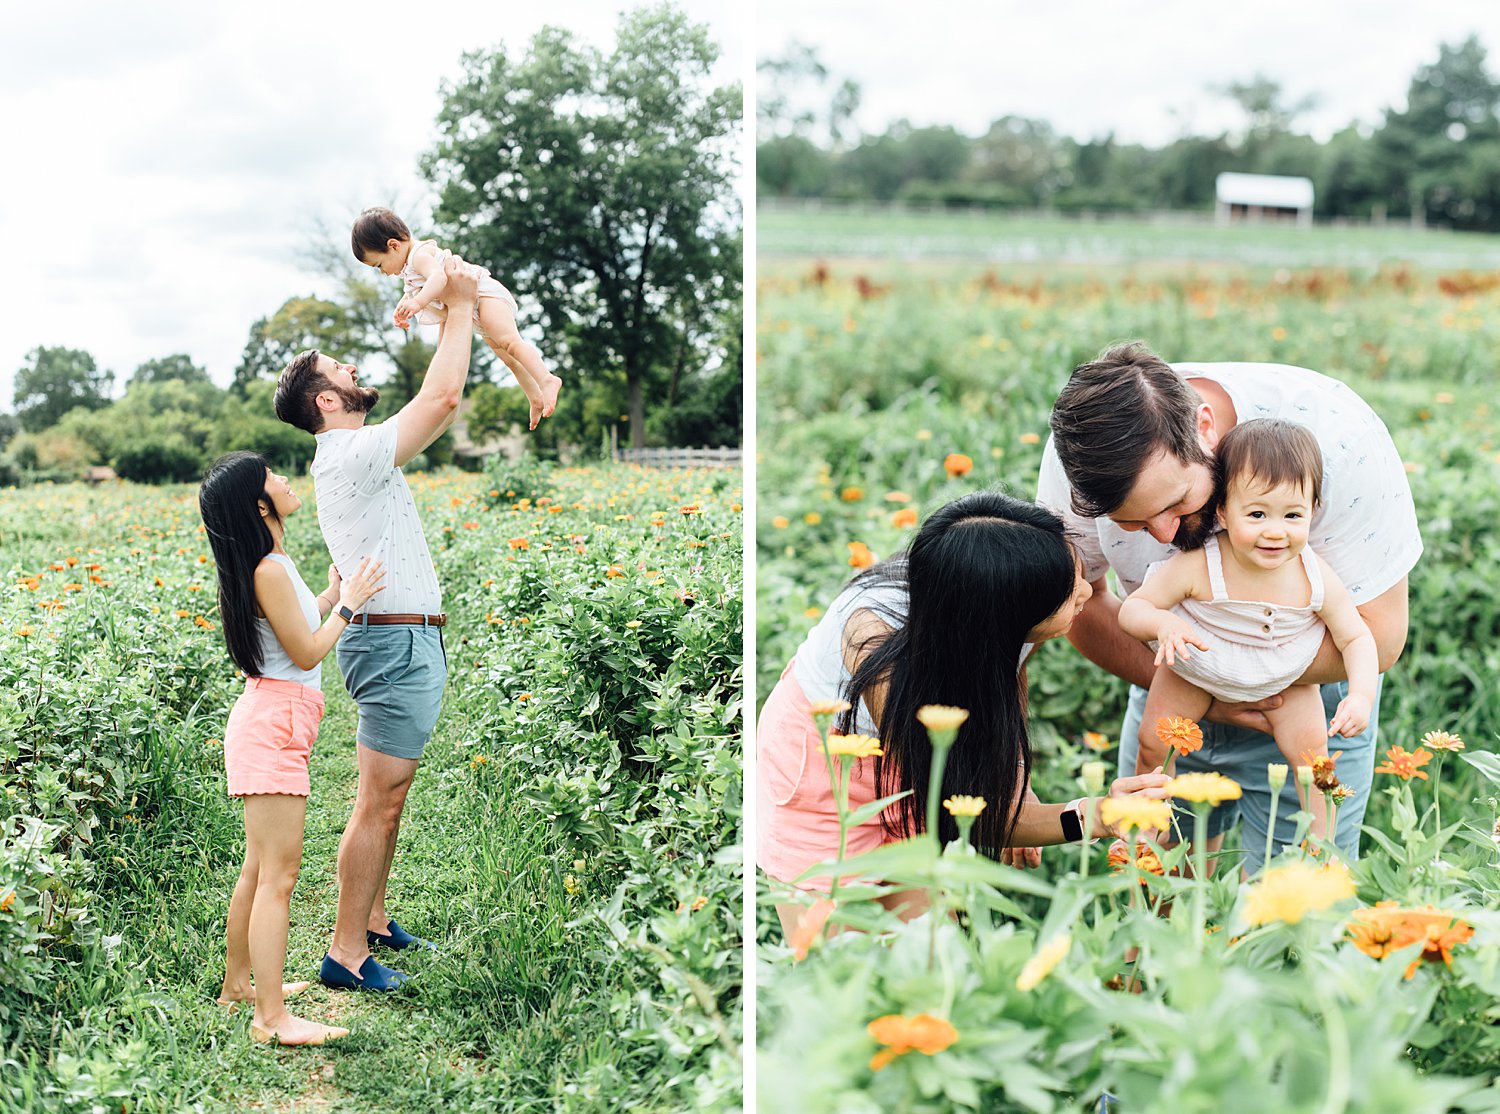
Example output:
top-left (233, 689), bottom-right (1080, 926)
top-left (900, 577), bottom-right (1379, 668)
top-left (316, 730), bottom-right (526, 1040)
top-left (394, 255), bottom-right (482, 467)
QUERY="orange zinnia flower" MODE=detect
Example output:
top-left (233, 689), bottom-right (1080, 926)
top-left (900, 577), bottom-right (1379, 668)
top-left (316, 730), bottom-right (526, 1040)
top-left (867, 1013), bottom-right (959, 1071)
top-left (848, 541), bottom-right (876, 569)
top-left (943, 453), bottom-right (973, 478)
top-left (1303, 750), bottom-right (1343, 792)
top-left (1107, 839), bottom-right (1164, 879)
top-left (508, 537), bottom-right (530, 549)
top-left (891, 508), bottom-right (918, 529)
top-left (1374, 746), bottom-right (1433, 781)
top-left (1155, 716), bottom-right (1204, 755)
top-left (1348, 903), bottom-right (1475, 979)
top-left (788, 897), bottom-right (835, 961)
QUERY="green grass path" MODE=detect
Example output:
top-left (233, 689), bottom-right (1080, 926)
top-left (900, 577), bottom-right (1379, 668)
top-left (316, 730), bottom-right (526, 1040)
top-left (183, 680), bottom-right (584, 1112)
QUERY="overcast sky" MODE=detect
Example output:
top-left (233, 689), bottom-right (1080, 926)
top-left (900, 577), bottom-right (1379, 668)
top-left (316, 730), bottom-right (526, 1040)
top-left (758, 0), bottom-right (1500, 146)
top-left (1, 0), bottom-right (745, 411)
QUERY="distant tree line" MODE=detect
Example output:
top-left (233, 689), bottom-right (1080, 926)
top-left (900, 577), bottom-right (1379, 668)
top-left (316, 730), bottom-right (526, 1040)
top-left (2, 4), bottom-right (741, 486)
top-left (759, 36), bottom-right (1500, 232)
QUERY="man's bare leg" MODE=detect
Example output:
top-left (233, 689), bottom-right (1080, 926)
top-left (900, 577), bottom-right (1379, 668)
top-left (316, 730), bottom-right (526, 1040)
top-left (326, 745), bottom-right (416, 976)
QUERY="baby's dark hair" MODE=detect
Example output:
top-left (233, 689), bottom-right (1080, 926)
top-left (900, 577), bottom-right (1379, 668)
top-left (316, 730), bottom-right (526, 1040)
top-left (1214, 418), bottom-right (1323, 508)
top-left (351, 207), bottom-right (411, 262)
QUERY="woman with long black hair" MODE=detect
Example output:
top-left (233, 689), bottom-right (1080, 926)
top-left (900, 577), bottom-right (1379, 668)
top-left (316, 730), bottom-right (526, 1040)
top-left (200, 451), bottom-right (385, 1045)
top-left (757, 491), bottom-right (1170, 934)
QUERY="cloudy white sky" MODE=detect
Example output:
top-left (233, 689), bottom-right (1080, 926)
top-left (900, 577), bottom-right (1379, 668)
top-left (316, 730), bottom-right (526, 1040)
top-left (1, 0), bottom-right (745, 410)
top-left (758, 0), bottom-right (1500, 146)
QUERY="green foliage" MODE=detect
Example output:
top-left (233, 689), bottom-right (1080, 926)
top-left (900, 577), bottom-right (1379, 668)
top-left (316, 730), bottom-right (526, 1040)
top-left (111, 434), bottom-right (204, 484)
top-left (0, 464), bottom-right (743, 1110)
top-left (758, 242), bottom-right (1500, 1106)
top-left (12, 348), bottom-right (114, 434)
top-left (128, 354), bottom-right (210, 387)
top-left (422, 3), bottom-right (742, 447)
top-left (208, 379), bottom-right (314, 474)
top-left (758, 37), bottom-right (1500, 231)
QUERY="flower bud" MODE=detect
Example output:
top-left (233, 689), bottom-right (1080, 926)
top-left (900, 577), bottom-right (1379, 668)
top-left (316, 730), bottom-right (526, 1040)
top-left (1082, 761), bottom-right (1107, 796)
top-left (1267, 763), bottom-right (1288, 794)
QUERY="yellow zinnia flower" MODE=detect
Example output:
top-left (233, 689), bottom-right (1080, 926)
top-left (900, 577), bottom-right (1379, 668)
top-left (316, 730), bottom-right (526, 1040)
top-left (824, 734), bottom-right (883, 759)
top-left (1016, 934), bottom-right (1071, 991)
top-left (1243, 860), bottom-right (1356, 926)
top-left (1098, 797), bottom-right (1172, 834)
top-left (1166, 772), bottom-right (1243, 805)
top-left (916, 705), bottom-right (970, 733)
top-left (943, 795), bottom-right (986, 818)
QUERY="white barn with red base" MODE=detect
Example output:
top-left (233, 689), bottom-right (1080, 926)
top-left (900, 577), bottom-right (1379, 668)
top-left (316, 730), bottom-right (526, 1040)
top-left (1215, 172), bottom-right (1314, 227)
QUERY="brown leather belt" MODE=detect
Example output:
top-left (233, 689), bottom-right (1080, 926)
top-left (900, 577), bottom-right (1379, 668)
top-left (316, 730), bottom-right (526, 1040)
top-left (349, 613), bottom-right (447, 627)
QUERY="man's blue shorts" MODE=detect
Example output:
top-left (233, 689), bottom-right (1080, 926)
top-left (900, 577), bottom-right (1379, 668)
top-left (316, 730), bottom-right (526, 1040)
top-left (336, 623), bottom-right (448, 761)
top-left (1117, 677), bottom-right (1382, 875)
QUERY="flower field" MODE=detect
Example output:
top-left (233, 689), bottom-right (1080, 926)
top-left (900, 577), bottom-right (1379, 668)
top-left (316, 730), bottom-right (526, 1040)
top-left (756, 248), bottom-right (1500, 1110)
top-left (0, 458), bottom-right (742, 1112)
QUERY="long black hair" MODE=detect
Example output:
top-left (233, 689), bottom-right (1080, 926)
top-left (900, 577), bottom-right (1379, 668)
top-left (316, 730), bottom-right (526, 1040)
top-left (838, 491), bottom-right (1077, 855)
top-left (199, 451), bottom-right (280, 676)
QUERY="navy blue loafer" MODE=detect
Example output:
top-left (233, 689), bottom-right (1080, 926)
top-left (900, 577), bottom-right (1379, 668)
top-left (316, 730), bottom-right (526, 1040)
top-left (318, 953), bottom-right (410, 992)
top-left (367, 919), bottom-right (436, 952)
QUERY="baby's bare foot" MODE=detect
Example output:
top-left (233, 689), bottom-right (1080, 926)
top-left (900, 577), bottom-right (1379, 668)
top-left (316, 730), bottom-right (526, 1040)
top-left (540, 375), bottom-right (562, 419)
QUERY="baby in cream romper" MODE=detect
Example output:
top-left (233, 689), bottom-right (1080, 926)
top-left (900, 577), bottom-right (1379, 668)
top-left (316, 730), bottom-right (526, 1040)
top-left (1118, 419), bottom-right (1379, 841)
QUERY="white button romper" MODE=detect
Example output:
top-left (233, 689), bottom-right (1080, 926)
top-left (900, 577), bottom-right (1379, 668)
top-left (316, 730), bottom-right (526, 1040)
top-left (1146, 532), bottom-right (1327, 704)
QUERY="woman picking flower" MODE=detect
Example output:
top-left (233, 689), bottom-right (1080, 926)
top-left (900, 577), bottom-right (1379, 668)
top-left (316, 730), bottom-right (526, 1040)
top-left (756, 491), bottom-right (1172, 938)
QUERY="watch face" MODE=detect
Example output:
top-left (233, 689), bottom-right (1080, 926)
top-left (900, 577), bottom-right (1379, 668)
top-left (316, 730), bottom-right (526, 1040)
top-left (1060, 803), bottom-right (1083, 843)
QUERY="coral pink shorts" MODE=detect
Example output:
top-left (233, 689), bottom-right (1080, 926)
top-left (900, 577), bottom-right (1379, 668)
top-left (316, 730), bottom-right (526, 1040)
top-left (223, 676), bottom-right (325, 797)
top-left (756, 660), bottom-right (908, 891)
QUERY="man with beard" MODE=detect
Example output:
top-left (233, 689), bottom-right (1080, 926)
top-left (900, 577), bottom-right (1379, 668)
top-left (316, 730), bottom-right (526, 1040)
top-left (273, 254), bottom-right (482, 989)
top-left (1036, 341), bottom-right (1421, 871)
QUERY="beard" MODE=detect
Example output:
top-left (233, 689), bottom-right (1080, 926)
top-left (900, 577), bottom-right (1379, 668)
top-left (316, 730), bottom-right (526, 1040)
top-left (334, 381), bottom-right (381, 414)
top-left (1171, 503), bottom-right (1219, 550)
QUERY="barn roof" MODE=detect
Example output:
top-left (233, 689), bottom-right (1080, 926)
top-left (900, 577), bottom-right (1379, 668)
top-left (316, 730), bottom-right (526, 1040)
top-left (1215, 172), bottom-right (1314, 208)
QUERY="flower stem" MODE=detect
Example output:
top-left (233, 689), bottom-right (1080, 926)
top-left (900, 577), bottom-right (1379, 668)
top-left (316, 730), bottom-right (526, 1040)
top-left (816, 719), bottom-right (844, 904)
top-left (1433, 755), bottom-right (1444, 837)
top-left (1192, 804), bottom-right (1209, 952)
top-left (926, 737), bottom-right (954, 851)
top-left (1079, 798), bottom-right (1092, 880)
top-left (925, 734), bottom-right (955, 974)
top-left (1264, 788), bottom-right (1280, 876)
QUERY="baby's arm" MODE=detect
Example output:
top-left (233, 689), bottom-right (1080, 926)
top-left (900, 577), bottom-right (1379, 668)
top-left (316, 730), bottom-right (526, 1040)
top-left (404, 243), bottom-right (449, 311)
top-left (1314, 554), bottom-right (1379, 737)
top-left (1117, 551), bottom-right (1211, 667)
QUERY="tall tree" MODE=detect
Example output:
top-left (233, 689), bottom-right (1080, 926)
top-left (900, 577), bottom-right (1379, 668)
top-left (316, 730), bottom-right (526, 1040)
top-left (231, 295), bottom-right (386, 395)
top-left (1375, 36), bottom-right (1500, 229)
top-left (756, 42), bottom-right (861, 147)
top-left (130, 353), bottom-right (211, 387)
top-left (422, 3), bottom-right (741, 448)
top-left (12, 347), bottom-right (113, 432)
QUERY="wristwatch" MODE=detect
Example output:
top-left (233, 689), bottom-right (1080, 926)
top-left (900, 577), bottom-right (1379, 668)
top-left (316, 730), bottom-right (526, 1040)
top-left (336, 604), bottom-right (356, 623)
top-left (1060, 797), bottom-right (1094, 843)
